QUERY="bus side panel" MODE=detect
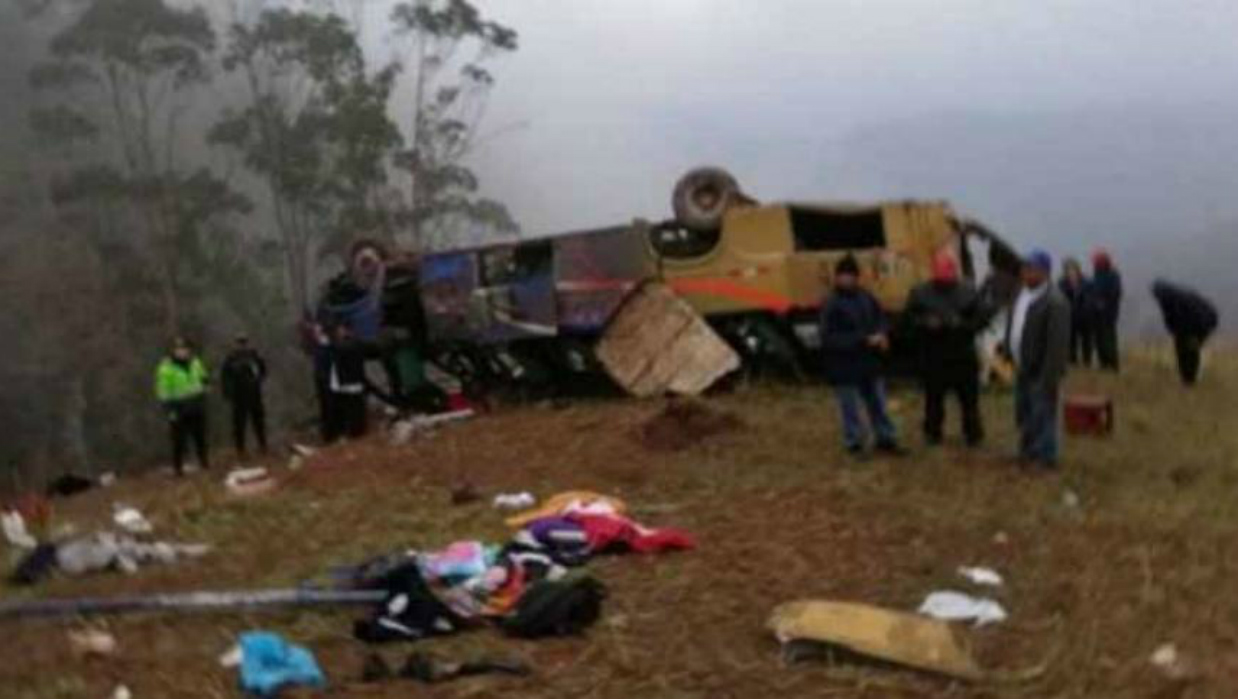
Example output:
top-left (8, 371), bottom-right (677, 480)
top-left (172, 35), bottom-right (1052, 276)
top-left (421, 251), bottom-right (480, 343)
top-left (554, 225), bottom-right (656, 333)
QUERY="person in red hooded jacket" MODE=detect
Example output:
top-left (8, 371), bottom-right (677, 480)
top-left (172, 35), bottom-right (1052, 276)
top-left (903, 251), bottom-right (992, 446)
top-left (1089, 249), bottom-right (1123, 371)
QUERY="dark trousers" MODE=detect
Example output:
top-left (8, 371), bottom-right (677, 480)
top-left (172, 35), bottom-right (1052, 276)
top-left (1174, 334), bottom-right (1202, 385)
top-left (324, 392), bottom-right (367, 442)
top-left (1069, 322), bottom-right (1095, 366)
top-left (230, 395), bottom-right (267, 455)
top-left (170, 401), bottom-right (208, 473)
top-left (1095, 321), bottom-right (1119, 370)
top-left (923, 372), bottom-right (983, 445)
top-left (1015, 376), bottom-right (1059, 467)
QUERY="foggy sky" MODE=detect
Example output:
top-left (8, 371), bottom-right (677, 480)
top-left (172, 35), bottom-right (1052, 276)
top-left (438, 0), bottom-right (1236, 330)
top-left (464, 0), bottom-right (1236, 230)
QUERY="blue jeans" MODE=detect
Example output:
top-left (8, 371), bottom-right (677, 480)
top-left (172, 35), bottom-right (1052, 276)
top-left (1015, 376), bottom-right (1059, 466)
top-left (834, 380), bottom-right (898, 449)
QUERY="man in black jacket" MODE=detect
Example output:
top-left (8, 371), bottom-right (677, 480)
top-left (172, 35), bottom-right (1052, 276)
top-left (325, 324), bottom-right (392, 441)
top-left (819, 255), bottom-right (903, 457)
top-left (1151, 279), bottom-right (1218, 386)
top-left (221, 334), bottom-right (268, 457)
top-left (904, 251), bottom-right (989, 447)
top-left (1004, 250), bottom-right (1072, 470)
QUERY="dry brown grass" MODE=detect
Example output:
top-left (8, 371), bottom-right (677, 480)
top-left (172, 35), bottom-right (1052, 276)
top-left (0, 348), bottom-right (1235, 699)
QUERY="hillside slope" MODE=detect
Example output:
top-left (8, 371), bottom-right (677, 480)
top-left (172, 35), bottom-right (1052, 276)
top-left (1, 346), bottom-right (1236, 699)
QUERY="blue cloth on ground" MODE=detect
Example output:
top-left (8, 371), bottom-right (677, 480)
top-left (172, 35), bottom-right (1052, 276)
top-left (239, 631), bottom-right (326, 697)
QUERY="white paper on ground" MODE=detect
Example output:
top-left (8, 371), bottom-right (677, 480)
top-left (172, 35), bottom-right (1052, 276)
top-left (917, 591), bottom-right (1008, 626)
top-left (113, 506), bottom-right (153, 535)
top-left (957, 566), bottom-right (1003, 586)
top-left (492, 492), bottom-right (536, 509)
top-left (1, 511), bottom-right (37, 549)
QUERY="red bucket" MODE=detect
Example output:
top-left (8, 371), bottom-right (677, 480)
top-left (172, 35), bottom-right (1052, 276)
top-left (1064, 395), bottom-right (1113, 436)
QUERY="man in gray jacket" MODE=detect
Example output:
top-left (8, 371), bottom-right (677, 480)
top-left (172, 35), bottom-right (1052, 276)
top-left (1004, 249), bottom-right (1071, 469)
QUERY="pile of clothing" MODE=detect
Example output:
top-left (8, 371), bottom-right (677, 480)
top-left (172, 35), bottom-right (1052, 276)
top-left (507, 491), bottom-right (695, 566)
top-left (347, 490), bottom-right (693, 644)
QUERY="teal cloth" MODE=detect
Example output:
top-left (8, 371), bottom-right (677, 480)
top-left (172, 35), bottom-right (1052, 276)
top-left (239, 631), bottom-right (325, 697)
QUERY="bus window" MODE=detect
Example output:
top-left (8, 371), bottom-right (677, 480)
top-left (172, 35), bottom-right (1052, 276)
top-left (790, 207), bottom-right (886, 251)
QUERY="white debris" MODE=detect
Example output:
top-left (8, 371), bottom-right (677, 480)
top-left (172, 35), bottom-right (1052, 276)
top-left (917, 591), bottom-right (1008, 626)
top-left (98, 472), bottom-right (117, 487)
top-left (957, 566), bottom-right (1004, 587)
top-left (992, 531), bottom-right (1010, 545)
top-left (68, 628), bottom-right (117, 657)
top-left (112, 505), bottom-right (153, 535)
top-left (225, 467), bottom-right (275, 496)
top-left (219, 644), bottom-right (242, 668)
top-left (111, 685), bottom-right (132, 699)
top-left (56, 532), bottom-right (210, 577)
top-left (290, 443), bottom-right (317, 458)
top-left (1061, 489), bottom-right (1081, 509)
top-left (492, 492), bottom-right (537, 510)
top-left (2, 510), bottom-right (37, 550)
top-left (1149, 642), bottom-right (1194, 679)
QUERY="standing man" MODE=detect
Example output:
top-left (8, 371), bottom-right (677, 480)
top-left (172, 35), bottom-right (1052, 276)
top-left (1151, 279), bottom-right (1218, 386)
top-left (1004, 250), bottom-right (1071, 470)
top-left (904, 250), bottom-right (989, 447)
top-left (221, 334), bottom-right (268, 458)
top-left (1090, 249), bottom-right (1123, 371)
top-left (155, 336), bottom-right (210, 475)
top-left (819, 255), bottom-right (904, 457)
top-left (1058, 257), bottom-right (1095, 367)
top-left (325, 323), bottom-right (373, 441)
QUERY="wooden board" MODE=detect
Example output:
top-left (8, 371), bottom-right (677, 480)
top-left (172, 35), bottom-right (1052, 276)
top-left (595, 281), bottom-right (740, 397)
top-left (769, 600), bottom-right (983, 680)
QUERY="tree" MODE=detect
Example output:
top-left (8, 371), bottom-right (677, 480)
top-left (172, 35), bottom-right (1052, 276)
top-left (211, 7), bottom-right (402, 313)
top-left (389, 0), bottom-right (519, 249)
top-left (28, 0), bottom-right (248, 333)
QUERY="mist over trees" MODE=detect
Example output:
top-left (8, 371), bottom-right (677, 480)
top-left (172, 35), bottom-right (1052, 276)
top-left (0, 0), bottom-right (519, 487)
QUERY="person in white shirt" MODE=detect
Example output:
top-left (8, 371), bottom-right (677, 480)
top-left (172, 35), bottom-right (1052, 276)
top-left (1003, 250), bottom-right (1071, 469)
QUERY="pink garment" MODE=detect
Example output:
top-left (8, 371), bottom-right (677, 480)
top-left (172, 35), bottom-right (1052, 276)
top-left (567, 513), bottom-right (695, 554)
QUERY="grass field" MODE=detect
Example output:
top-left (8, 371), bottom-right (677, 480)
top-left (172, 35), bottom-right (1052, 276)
top-left (1, 346), bottom-right (1236, 699)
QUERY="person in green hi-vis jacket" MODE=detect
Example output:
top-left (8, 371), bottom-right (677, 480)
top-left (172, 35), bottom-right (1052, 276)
top-left (155, 336), bottom-right (210, 475)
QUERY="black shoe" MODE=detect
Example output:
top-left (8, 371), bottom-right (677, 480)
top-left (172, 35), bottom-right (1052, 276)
top-left (846, 444), bottom-right (867, 459)
top-left (924, 435), bottom-right (943, 447)
top-left (874, 440), bottom-right (907, 456)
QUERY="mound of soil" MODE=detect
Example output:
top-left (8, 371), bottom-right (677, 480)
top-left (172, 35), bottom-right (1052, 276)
top-left (637, 399), bottom-right (744, 452)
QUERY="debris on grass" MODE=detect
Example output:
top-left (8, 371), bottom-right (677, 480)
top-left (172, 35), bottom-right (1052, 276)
top-left (957, 566), bottom-right (1003, 586)
top-left (68, 627), bottom-right (117, 658)
top-left (493, 492), bottom-right (537, 510)
top-left (917, 591), bottom-right (1007, 626)
top-left (225, 467), bottom-right (276, 497)
top-left (2, 510), bottom-right (37, 550)
top-left (112, 505), bottom-right (153, 535)
top-left (637, 399), bottom-right (743, 452)
top-left (769, 599), bottom-right (983, 680)
top-left (237, 631), bottom-right (326, 698)
top-left (1149, 642), bottom-right (1196, 680)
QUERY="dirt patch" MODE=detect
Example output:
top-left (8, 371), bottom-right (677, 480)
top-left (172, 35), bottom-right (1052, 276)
top-left (636, 399), bottom-right (744, 452)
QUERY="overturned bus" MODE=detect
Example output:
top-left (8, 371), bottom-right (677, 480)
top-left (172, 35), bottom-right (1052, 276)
top-left (319, 168), bottom-right (1022, 398)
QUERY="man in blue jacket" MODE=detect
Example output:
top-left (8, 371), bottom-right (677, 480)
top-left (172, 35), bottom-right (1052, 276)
top-left (819, 255), bottom-right (904, 457)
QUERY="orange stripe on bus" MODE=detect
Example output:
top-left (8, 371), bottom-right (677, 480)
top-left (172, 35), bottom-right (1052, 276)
top-left (666, 278), bottom-right (794, 314)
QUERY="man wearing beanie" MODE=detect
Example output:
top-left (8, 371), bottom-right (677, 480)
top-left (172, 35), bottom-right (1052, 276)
top-left (819, 254), bottom-right (904, 457)
top-left (904, 250), bottom-right (990, 447)
top-left (1004, 249), bottom-right (1071, 469)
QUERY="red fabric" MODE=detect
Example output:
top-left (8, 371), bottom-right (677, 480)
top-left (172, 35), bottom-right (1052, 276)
top-left (568, 513), bottom-right (696, 554)
top-left (931, 251), bottom-right (959, 282)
